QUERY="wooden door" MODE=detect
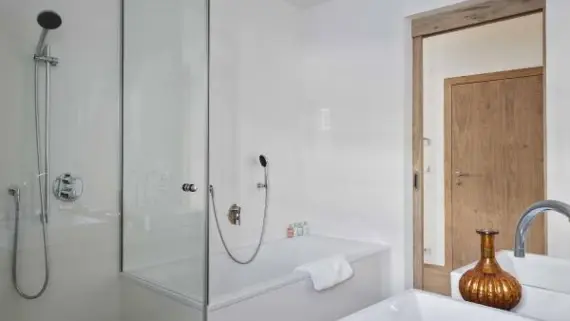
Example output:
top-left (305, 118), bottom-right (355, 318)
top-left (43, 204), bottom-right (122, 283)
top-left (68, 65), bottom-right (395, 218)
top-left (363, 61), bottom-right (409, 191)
top-left (424, 67), bottom-right (545, 295)
top-left (448, 67), bottom-right (545, 269)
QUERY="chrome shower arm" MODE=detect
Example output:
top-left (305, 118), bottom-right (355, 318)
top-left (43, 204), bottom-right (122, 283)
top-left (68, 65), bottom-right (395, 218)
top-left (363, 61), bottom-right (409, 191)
top-left (35, 29), bottom-right (48, 56)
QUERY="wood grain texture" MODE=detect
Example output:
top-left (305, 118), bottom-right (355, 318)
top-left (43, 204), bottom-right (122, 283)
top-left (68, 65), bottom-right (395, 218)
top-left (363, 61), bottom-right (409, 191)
top-left (542, 10), bottom-right (548, 248)
top-left (423, 264), bottom-right (451, 296)
top-left (446, 68), bottom-right (545, 270)
top-left (412, 0), bottom-right (545, 37)
top-left (445, 67), bottom-right (543, 86)
top-left (412, 37), bottom-right (424, 290)
top-left (444, 73), bottom-right (453, 270)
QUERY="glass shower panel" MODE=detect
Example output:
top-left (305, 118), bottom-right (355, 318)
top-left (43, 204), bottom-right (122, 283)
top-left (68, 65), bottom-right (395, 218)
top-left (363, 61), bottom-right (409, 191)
top-left (122, 0), bottom-right (209, 313)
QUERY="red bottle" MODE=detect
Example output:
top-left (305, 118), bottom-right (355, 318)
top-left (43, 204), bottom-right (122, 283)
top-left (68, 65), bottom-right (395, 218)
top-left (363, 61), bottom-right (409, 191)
top-left (287, 225), bottom-right (294, 238)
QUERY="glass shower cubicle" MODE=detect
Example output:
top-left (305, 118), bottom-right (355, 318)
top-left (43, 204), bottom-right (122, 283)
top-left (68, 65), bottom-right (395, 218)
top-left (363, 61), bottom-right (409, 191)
top-left (121, 0), bottom-right (210, 317)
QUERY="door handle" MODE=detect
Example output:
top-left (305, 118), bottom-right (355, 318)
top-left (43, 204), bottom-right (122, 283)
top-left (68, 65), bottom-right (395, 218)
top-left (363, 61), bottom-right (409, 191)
top-left (455, 171), bottom-right (469, 186)
top-left (455, 171), bottom-right (470, 178)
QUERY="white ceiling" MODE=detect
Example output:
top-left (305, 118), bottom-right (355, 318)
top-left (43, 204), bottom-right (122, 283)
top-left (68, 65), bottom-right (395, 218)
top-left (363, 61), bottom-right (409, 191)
top-left (281, 0), bottom-right (334, 9)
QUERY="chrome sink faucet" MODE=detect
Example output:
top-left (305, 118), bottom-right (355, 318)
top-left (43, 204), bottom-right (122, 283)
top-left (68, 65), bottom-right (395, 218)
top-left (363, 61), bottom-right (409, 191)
top-left (514, 200), bottom-right (570, 258)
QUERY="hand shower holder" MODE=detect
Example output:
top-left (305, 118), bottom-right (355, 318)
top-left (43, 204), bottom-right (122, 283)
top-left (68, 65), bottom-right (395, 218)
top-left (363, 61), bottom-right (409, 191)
top-left (257, 182), bottom-right (267, 189)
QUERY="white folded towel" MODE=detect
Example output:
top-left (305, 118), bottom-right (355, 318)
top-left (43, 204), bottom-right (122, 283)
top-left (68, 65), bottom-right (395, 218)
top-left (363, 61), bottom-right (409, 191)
top-left (295, 255), bottom-right (354, 291)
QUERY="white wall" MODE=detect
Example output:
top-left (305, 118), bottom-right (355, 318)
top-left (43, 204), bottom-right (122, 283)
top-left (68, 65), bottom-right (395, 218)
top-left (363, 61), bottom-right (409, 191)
top-left (422, 14), bottom-right (543, 265)
top-left (209, 0), bottom-right (304, 252)
top-left (0, 0), bottom-right (121, 320)
top-left (298, 0), bottom-right (410, 294)
top-left (404, 0), bottom-right (484, 17)
top-left (210, 0), bottom-right (411, 295)
top-left (544, 1), bottom-right (570, 259)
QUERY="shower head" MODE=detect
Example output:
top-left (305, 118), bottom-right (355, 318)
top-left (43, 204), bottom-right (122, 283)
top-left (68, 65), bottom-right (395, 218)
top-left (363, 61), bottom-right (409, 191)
top-left (259, 155), bottom-right (268, 168)
top-left (37, 11), bottom-right (62, 30)
top-left (35, 11), bottom-right (62, 56)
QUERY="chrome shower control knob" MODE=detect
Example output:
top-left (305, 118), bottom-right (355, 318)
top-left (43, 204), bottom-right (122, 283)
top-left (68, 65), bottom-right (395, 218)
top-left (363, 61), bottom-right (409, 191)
top-left (53, 173), bottom-right (83, 202)
top-left (182, 184), bottom-right (198, 192)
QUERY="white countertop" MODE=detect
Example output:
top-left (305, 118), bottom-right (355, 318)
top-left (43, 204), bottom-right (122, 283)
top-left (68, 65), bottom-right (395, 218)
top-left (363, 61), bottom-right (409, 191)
top-left (339, 290), bottom-right (535, 321)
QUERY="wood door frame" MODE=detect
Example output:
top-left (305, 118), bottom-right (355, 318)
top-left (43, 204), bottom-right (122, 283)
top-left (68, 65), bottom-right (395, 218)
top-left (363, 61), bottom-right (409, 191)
top-left (411, 0), bottom-right (547, 290)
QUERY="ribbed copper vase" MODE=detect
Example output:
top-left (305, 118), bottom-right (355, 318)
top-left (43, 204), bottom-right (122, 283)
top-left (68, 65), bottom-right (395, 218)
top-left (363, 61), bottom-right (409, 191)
top-left (459, 229), bottom-right (522, 311)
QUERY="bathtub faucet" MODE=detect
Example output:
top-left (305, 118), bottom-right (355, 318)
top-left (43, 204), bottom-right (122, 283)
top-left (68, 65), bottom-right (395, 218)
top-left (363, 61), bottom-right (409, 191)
top-left (514, 200), bottom-right (570, 258)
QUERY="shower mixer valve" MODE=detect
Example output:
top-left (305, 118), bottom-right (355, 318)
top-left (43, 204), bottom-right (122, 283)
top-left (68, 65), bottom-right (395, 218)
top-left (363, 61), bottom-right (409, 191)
top-left (228, 204), bottom-right (242, 226)
top-left (53, 173), bottom-right (83, 202)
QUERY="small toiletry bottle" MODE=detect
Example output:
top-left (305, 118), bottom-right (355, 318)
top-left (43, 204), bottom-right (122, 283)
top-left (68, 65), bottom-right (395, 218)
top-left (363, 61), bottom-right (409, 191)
top-left (296, 223), bottom-right (304, 237)
top-left (287, 225), bottom-right (294, 238)
top-left (303, 221), bottom-right (310, 236)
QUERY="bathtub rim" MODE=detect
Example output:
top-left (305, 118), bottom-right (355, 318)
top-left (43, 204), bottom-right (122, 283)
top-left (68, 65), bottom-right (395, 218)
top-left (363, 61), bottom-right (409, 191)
top-left (120, 236), bottom-right (390, 312)
top-left (209, 237), bottom-right (390, 311)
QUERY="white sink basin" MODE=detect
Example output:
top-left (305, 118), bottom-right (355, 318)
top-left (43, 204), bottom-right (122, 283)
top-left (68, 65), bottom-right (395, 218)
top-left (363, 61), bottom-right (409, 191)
top-left (451, 251), bottom-right (570, 321)
top-left (339, 290), bottom-right (534, 321)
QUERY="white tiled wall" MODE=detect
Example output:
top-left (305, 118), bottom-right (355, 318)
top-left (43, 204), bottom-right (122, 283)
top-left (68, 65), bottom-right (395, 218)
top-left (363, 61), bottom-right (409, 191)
top-left (209, 0), bottom-right (411, 294)
top-left (209, 0), bottom-right (305, 253)
top-left (544, 1), bottom-right (570, 259)
top-left (298, 0), bottom-right (410, 294)
top-left (0, 0), bottom-right (121, 320)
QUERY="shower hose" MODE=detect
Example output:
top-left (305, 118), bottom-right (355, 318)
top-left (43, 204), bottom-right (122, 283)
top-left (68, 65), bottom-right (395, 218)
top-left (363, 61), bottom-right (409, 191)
top-left (11, 59), bottom-right (50, 299)
top-left (209, 167), bottom-right (269, 265)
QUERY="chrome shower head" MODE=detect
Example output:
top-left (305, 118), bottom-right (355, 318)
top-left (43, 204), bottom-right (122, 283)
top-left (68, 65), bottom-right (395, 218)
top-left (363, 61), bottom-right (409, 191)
top-left (35, 11), bottom-right (62, 56)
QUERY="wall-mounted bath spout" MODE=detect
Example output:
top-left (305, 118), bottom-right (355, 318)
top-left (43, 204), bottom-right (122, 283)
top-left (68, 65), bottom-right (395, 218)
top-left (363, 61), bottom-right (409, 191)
top-left (514, 200), bottom-right (570, 258)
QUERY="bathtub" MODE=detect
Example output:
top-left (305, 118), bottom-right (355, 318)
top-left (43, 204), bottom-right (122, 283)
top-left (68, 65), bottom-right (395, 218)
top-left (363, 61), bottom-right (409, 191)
top-left (122, 236), bottom-right (391, 321)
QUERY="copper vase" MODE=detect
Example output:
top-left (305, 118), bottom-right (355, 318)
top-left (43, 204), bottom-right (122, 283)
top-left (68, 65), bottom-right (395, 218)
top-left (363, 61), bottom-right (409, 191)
top-left (459, 229), bottom-right (522, 310)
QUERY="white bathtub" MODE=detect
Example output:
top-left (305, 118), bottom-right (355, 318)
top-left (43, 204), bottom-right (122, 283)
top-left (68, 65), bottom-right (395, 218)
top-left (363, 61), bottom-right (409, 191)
top-left (122, 236), bottom-right (391, 321)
